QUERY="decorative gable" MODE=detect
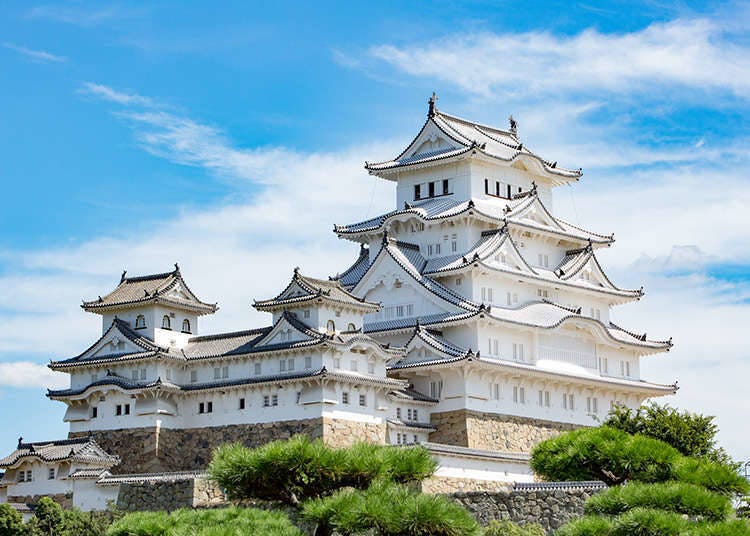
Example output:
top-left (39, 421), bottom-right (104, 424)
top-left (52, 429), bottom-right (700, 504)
top-left (253, 314), bottom-right (320, 348)
top-left (406, 122), bottom-right (462, 158)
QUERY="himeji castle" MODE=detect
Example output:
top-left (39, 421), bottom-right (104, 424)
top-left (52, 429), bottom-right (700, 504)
top-left (0, 95), bottom-right (677, 510)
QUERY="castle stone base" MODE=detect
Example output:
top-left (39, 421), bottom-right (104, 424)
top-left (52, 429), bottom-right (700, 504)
top-left (428, 410), bottom-right (580, 452)
top-left (71, 418), bottom-right (386, 473)
top-left (8, 493), bottom-right (73, 509)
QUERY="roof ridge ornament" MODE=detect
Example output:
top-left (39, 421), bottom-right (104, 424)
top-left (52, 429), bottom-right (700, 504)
top-left (508, 114), bottom-right (518, 135)
top-left (173, 263), bottom-right (180, 273)
top-left (428, 92), bottom-right (438, 118)
top-left (121, 270), bottom-right (127, 282)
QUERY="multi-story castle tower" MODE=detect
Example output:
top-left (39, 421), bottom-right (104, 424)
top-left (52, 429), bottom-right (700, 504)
top-left (5, 96), bottom-right (676, 496)
top-left (332, 94), bottom-right (675, 452)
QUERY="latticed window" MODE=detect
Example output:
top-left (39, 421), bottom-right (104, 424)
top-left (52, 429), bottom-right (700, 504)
top-left (135, 315), bottom-right (146, 329)
top-left (326, 320), bottom-right (336, 333)
top-left (162, 315), bottom-right (171, 329)
top-left (182, 319), bottom-right (191, 333)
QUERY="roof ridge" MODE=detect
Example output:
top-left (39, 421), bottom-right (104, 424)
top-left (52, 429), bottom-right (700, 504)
top-left (436, 110), bottom-right (517, 139)
top-left (188, 327), bottom-right (271, 342)
top-left (121, 271), bottom-right (175, 283)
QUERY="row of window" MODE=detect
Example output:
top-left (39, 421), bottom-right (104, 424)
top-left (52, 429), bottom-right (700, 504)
top-left (491, 384), bottom-right (603, 414)
top-left (341, 392), bottom-right (368, 406)
top-left (486, 339), bottom-right (526, 362)
top-left (395, 407), bottom-right (420, 421)
top-left (599, 358), bottom-right (631, 377)
top-left (134, 314), bottom-right (192, 333)
top-left (394, 433), bottom-right (420, 445)
top-left (17, 469), bottom-right (56, 482)
top-left (414, 179), bottom-right (454, 201)
top-left (484, 179), bottom-right (524, 199)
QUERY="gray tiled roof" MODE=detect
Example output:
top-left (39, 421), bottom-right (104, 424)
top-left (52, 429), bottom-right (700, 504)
top-left (82, 266), bottom-right (217, 315)
top-left (68, 468), bottom-right (112, 480)
top-left (365, 109), bottom-right (581, 180)
top-left (389, 387), bottom-right (439, 404)
top-left (255, 269), bottom-right (379, 312)
top-left (181, 368), bottom-right (326, 391)
top-left (405, 325), bottom-right (471, 359)
top-left (48, 375), bottom-right (180, 398)
top-left (0, 437), bottom-right (119, 468)
top-left (364, 310), bottom-right (481, 334)
top-left (387, 419), bottom-right (437, 431)
top-left (333, 245), bottom-right (372, 289)
top-left (421, 441), bottom-right (531, 462)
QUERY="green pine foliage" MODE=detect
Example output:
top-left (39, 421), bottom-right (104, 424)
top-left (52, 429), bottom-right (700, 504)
top-left (302, 480), bottom-right (480, 536)
top-left (483, 519), bottom-right (545, 536)
top-left (105, 507), bottom-right (303, 536)
top-left (0, 504), bottom-right (25, 536)
top-left (585, 481), bottom-right (731, 521)
top-left (207, 435), bottom-right (436, 505)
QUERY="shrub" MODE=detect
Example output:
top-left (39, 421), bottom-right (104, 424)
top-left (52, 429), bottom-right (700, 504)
top-left (105, 507), bottom-right (303, 536)
top-left (0, 504), bottom-right (25, 536)
top-left (555, 516), bottom-right (613, 536)
top-left (672, 457), bottom-right (748, 496)
top-left (28, 497), bottom-right (64, 536)
top-left (302, 481), bottom-right (480, 536)
top-left (483, 519), bottom-right (545, 536)
top-left (585, 481), bottom-right (731, 521)
top-left (610, 507), bottom-right (687, 536)
top-left (208, 436), bottom-right (436, 505)
top-left (530, 427), bottom-right (679, 486)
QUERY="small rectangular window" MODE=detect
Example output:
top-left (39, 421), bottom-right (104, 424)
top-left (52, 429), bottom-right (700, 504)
top-left (124, 404), bottom-right (130, 415)
top-left (442, 179), bottom-right (449, 195)
top-left (368, 362), bottom-right (375, 374)
top-left (484, 178), bottom-right (489, 194)
top-left (359, 394), bottom-right (366, 406)
top-left (214, 367), bottom-right (220, 379)
top-left (305, 356), bottom-right (312, 369)
top-left (222, 366), bottom-right (229, 379)
top-left (435, 243), bottom-right (441, 255)
top-left (254, 363), bottom-right (262, 375)
top-left (190, 370), bottom-right (198, 383)
top-left (414, 184), bottom-right (421, 200)
top-left (287, 358), bottom-right (295, 371)
top-left (207, 401), bottom-right (213, 413)
top-left (48, 468), bottom-right (55, 480)
top-left (271, 394), bottom-right (278, 406)
top-left (280, 360), bottom-right (287, 372)
top-left (413, 409), bottom-right (418, 421)
top-left (303, 309), bottom-right (310, 318)
top-left (116, 405), bottom-right (122, 416)
top-left (263, 395), bottom-right (270, 407)
top-left (342, 392), bottom-right (349, 405)
top-left (91, 407), bottom-right (98, 418)
top-left (18, 471), bottom-right (25, 483)
top-left (131, 370), bottom-right (138, 381)
top-left (140, 368), bottom-right (146, 380)
top-left (428, 181), bottom-right (435, 197)
top-left (350, 360), bottom-right (358, 372)
top-left (396, 407), bottom-right (402, 419)
top-left (199, 402), bottom-right (205, 414)
top-left (296, 391), bottom-right (302, 404)
top-left (333, 357), bottom-right (341, 368)
top-left (239, 398), bottom-right (245, 410)
top-left (495, 181), bottom-right (501, 196)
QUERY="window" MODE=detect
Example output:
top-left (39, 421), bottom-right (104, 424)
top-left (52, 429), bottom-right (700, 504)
top-left (326, 320), bottom-right (336, 333)
top-left (435, 243), bottom-right (441, 255)
top-left (135, 314), bottom-right (146, 329)
top-left (538, 254), bottom-right (549, 268)
top-left (199, 402), bottom-right (205, 414)
top-left (286, 358), bottom-right (294, 371)
top-left (396, 407), bottom-right (402, 419)
top-left (455, 277), bottom-right (462, 286)
top-left (428, 181), bottom-right (435, 197)
top-left (442, 179), bottom-right (450, 195)
top-left (484, 178), bottom-right (489, 194)
top-left (587, 397), bottom-right (599, 414)
top-left (538, 390), bottom-right (551, 407)
top-left (131, 370), bottom-right (139, 380)
top-left (333, 357), bottom-right (341, 368)
top-left (207, 401), bottom-right (213, 413)
top-left (303, 309), bottom-right (310, 319)
top-left (239, 398), bottom-right (245, 410)
top-left (214, 367), bottom-right (221, 379)
top-left (413, 435), bottom-right (419, 443)
top-left (296, 391), bottom-right (302, 404)
top-left (342, 392), bottom-right (349, 405)
top-left (190, 370), bottom-right (198, 383)
top-left (481, 287), bottom-right (493, 303)
top-left (48, 468), bottom-right (55, 480)
top-left (367, 361), bottom-right (375, 374)
top-left (359, 394), bottom-right (366, 407)
top-left (600, 358), bottom-right (609, 374)
top-left (451, 235), bottom-right (458, 253)
top-left (305, 356), bottom-right (312, 369)
top-left (271, 395), bottom-right (278, 407)
top-left (513, 386), bottom-right (525, 404)
top-left (162, 315), bottom-right (171, 330)
top-left (18, 471), bottom-right (25, 483)
top-left (414, 184), bottom-right (421, 200)
top-left (263, 395), bottom-right (270, 407)
top-left (347, 323), bottom-right (356, 331)
top-left (620, 360), bottom-right (630, 377)
top-left (140, 368), bottom-right (146, 380)
top-left (91, 407), bottom-right (98, 418)
top-left (90, 373), bottom-right (98, 383)
top-left (513, 343), bottom-right (525, 362)
top-left (350, 360), bottom-right (358, 372)
top-left (124, 404), bottom-right (130, 415)
top-left (429, 380), bottom-right (443, 399)
top-left (590, 308), bottom-right (601, 320)
top-left (254, 363), bottom-right (261, 375)
top-left (182, 319), bottom-right (191, 333)
top-left (537, 289), bottom-right (550, 299)
top-left (563, 393), bottom-right (575, 410)
top-left (491, 383), bottom-right (501, 400)
top-left (280, 360), bottom-right (286, 372)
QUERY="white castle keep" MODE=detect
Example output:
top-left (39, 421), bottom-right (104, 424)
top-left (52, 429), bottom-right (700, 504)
top-left (0, 96), bottom-right (676, 511)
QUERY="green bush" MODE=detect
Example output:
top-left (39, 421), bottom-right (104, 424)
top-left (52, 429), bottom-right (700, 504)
top-left (0, 503), bottom-right (25, 536)
top-left (208, 435), bottom-right (436, 505)
top-left (483, 519), bottom-right (545, 536)
top-left (672, 457), bottom-right (748, 496)
top-left (105, 507), bottom-right (303, 536)
top-left (530, 427), bottom-right (679, 486)
top-left (555, 516), bottom-right (613, 536)
top-left (302, 481), bottom-right (480, 536)
top-left (585, 481), bottom-right (731, 521)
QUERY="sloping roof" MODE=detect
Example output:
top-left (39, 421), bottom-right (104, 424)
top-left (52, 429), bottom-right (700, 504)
top-left (332, 245), bottom-right (372, 288)
top-left (49, 318), bottom-right (172, 370)
top-left (254, 268), bottom-right (379, 312)
top-left (47, 375), bottom-right (180, 398)
top-left (0, 437), bottom-right (119, 469)
top-left (365, 103), bottom-right (581, 181)
top-left (406, 324), bottom-right (473, 359)
top-left (82, 265), bottom-right (217, 315)
top-left (389, 387), bottom-right (439, 404)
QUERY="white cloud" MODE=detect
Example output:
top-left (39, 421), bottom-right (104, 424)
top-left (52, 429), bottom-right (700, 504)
top-left (27, 5), bottom-right (135, 26)
top-left (79, 82), bottom-right (155, 107)
top-left (3, 42), bottom-right (66, 63)
top-left (0, 362), bottom-right (68, 389)
top-left (369, 19), bottom-right (750, 99)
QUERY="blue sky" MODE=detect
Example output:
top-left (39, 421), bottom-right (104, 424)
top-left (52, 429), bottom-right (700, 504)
top-left (1, 1), bottom-right (749, 461)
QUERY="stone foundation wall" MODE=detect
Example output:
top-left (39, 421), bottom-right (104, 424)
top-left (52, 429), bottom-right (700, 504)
top-left (8, 492), bottom-right (73, 509)
top-left (117, 477), bottom-right (225, 512)
top-left (72, 417), bottom-right (386, 473)
top-left (450, 487), bottom-right (603, 534)
top-left (429, 410), bottom-right (580, 452)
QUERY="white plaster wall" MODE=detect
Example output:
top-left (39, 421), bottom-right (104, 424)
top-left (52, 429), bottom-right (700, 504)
top-left (73, 481), bottom-right (119, 511)
top-left (432, 452), bottom-right (534, 483)
top-left (395, 161), bottom-right (470, 207)
top-left (3, 461), bottom-right (71, 498)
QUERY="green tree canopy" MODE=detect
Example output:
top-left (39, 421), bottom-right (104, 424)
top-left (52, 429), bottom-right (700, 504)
top-left (0, 504), bottom-right (24, 536)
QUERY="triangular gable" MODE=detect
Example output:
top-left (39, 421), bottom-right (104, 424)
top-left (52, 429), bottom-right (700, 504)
top-left (253, 313), bottom-right (322, 348)
top-left (508, 195), bottom-right (564, 231)
top-left (396, 117), bottom-right (465, 162)
top-left (78, 320), bottom-right (159, 361)
top-left (277, 281), bottom-right (313, 301)
top-left (482, 232), bottom-right (538, 276)
top-left (569, 254), bottom-right (624, 292)
top-left (353, 243), bottom-right (472, 316)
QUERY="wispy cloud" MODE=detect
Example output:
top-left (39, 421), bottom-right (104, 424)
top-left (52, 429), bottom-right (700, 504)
top-left (0, 362), bottom-right (67, 389)
top-left (27, 4), bottom-right (135, 26)
top-left (368, 19), bottom-right (750, 99)
top-left (79, 82), bottom-right (155, 107)
top-left (3, 42), bottom-right (66, 63)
